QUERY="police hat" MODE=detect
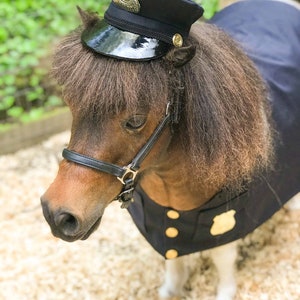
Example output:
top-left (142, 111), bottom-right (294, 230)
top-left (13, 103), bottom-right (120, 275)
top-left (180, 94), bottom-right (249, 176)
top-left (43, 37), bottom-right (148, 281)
top-left (81, 0), bottom-right (204, 61)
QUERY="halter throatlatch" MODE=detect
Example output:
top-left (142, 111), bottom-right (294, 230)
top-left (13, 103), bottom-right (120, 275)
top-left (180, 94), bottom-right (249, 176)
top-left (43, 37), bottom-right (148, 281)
top-left (62, 104), bottom-right (172, 208)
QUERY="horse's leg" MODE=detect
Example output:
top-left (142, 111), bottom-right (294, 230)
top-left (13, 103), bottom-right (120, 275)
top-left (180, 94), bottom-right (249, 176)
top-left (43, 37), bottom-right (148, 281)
top-left (159, 256), bottom-right (188, 299)
top-left (210, 241), bottom-right (238, 300)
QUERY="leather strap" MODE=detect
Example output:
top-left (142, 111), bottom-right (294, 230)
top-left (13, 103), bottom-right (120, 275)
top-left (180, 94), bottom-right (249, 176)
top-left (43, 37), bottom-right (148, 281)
top-left (62, 149), bottom-right (126, 178)
top-left (130, 113), bottom-right (171, 170)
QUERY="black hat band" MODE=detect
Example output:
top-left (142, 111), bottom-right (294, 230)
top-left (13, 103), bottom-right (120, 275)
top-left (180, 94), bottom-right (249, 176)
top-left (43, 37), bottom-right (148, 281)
top-left (105, 3), bottom-right (190, 45)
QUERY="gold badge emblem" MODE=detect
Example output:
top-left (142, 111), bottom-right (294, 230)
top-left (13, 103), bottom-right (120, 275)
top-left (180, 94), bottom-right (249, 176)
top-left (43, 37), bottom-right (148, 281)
top-left (113, 0), bottom-right (141, 13)
top-left (172, 33), bottom-right (183, 48)
top-left (210, 210), bottom-right (236, 236)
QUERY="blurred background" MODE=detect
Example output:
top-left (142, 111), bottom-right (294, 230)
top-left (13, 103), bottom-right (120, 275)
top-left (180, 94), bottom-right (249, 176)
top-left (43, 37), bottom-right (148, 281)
top-left (0, 0), bottom-right (110, 152)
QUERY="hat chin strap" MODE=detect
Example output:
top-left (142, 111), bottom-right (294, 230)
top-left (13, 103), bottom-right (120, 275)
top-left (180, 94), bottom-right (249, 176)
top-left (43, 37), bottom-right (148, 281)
top-left (62, 103), bottom-right (172, 209)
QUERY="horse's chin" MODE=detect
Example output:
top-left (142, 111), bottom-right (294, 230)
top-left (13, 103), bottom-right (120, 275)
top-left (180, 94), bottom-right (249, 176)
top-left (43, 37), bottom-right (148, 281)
top-left (52, 216), bottom-right (102, 242)
top-left (80, 216), bottom-right (102, 240)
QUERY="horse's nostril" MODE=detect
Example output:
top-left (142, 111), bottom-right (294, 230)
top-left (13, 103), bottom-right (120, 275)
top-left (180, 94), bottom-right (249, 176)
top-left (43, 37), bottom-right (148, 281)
top-left (54, 212), bottom-right (80, 237)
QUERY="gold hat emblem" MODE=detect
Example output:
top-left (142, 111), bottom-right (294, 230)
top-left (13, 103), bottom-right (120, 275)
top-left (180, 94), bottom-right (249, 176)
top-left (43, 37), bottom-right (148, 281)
top-left (113, 0), bottom-right (140, 13)
top-left (172, 33), bottom-right (183, 48)
top-left (210, 210), bottom-right (236, 236)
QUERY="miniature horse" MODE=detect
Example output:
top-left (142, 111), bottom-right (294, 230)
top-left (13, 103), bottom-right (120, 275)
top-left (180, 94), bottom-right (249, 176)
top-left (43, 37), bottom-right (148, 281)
top-left (41, 0), bottom-right (300, 299)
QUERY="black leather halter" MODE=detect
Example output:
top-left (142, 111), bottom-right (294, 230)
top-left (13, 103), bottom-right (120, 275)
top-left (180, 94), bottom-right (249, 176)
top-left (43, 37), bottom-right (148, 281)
top-left (62, 103), bottom-right (172, 208)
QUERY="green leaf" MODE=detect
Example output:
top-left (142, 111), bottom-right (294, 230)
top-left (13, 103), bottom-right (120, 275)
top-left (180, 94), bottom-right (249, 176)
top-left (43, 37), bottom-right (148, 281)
top-left (26, 87), bottom-right (44, 102)
top-left (29, 75), bottom-right (40, 87)
top-left (46, 95), bottom-right (63, 107)
top-left (3, 75), bottom-right (15, 86)
top-left (7, 106), bottom-right (24, 118)
top-left (4, 86), bottom-right (16, 95)
top-left (20, 107), bottom-right (45, 123)
top-left (198, 0), bottom-right (220, 19)
top-left (0, 28), bottom-right (8, 42)
top-left (0, 96), bottom-right (15, 110)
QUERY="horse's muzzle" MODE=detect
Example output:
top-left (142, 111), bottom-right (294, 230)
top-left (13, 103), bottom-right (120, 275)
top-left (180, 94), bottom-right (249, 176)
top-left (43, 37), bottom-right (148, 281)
top-left (41, 197), bottom-right (102, 242)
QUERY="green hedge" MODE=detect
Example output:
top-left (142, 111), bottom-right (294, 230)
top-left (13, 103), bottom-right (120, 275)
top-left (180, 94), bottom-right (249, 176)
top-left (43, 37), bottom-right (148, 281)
top-left (0, 0), bottom-right (110, 127)
top-left (0, 0), bottom-right (218, 128)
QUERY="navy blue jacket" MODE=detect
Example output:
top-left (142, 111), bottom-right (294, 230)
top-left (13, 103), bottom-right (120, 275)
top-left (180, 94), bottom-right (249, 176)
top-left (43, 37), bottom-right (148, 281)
top-left (128, 0), bottom-right (300, 258)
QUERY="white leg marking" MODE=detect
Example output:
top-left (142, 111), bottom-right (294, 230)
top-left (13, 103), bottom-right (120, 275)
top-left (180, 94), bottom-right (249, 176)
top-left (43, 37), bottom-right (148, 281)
top-left (159, 256), bottom-right (188, 299)
top-left (210, 241), bottom-right (238, 300)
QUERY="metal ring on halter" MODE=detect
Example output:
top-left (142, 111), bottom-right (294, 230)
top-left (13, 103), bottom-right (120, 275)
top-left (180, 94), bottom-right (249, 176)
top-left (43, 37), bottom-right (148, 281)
top-left (117, 165), bottom-right (138, 185)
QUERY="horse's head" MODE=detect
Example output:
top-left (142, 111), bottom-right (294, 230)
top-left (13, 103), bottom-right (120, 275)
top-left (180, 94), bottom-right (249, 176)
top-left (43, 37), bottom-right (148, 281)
top-left (41, 3), bottom-right (273, 242)
top-left (41, 103), bottom-right (171, 241)
top-left (41, 6), bottom-right (199, 241)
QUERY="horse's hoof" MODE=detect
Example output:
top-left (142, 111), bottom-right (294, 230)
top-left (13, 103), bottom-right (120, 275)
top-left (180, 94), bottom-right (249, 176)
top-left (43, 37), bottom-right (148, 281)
top-left (158, 285), bottom-right (184, 300)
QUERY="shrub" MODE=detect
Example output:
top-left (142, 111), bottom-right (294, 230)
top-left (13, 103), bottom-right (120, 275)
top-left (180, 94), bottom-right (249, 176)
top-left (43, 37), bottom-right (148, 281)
top-left (0, 0), bottom-right (110, 126)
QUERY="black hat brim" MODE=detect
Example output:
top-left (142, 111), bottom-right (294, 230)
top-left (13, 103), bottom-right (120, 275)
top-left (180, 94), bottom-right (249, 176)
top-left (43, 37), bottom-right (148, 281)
top-left (81, 19), bottom-right (171, 61)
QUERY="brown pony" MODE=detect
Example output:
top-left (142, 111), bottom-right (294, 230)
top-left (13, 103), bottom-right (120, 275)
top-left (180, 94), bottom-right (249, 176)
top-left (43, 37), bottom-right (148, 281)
top-left (44, 19), bottom-right (272, 205)
top-left (41, 0), bottom-right (300, 299)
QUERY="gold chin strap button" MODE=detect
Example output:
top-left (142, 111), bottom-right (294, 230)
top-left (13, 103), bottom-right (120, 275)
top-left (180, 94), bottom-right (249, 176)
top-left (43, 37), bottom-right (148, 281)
top-left (165, 227), bottom-right (179, 238)
top-left (172, 33), bottom-right (183, 47)
top-left (167, 210), bottom-right (180, 219)
top-left (165, 249), bottom-right (178, 259)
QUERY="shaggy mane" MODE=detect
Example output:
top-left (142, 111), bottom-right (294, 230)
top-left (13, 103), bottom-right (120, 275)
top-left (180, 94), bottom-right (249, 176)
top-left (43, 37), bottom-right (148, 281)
top-left (52, 13), bottom-right (274, 190)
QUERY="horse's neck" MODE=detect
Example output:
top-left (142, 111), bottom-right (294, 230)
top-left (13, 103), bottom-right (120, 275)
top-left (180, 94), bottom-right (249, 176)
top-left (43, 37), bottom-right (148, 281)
top-left (139, 160), bottom-right (219, 211)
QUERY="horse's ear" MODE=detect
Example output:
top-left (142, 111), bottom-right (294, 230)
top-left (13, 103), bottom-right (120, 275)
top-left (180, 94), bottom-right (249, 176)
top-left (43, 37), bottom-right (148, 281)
top-left (165, 45), bottom-right (196, 68)
top-left (77, 6), bottom-right (99, 28)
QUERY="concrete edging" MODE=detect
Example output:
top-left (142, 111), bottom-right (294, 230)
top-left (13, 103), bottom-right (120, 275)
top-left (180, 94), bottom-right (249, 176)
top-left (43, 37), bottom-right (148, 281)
top-left (0, 108), bottom-right (72, 155)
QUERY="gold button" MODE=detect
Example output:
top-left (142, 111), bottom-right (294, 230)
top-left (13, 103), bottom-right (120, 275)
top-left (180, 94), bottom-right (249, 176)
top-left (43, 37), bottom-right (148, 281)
top-left (165, 249), bottom-right (178, 259)
top-left (172, 33), bottom-right (183, 47)
top-left (167, 210), bottom-right (180, 219)
top-left (165, 227), bottom-right (179, 238)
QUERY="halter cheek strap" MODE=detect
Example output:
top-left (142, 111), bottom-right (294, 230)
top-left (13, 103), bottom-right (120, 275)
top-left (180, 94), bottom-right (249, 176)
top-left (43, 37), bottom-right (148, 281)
top-left (62, 105), bottom-right (172, 208)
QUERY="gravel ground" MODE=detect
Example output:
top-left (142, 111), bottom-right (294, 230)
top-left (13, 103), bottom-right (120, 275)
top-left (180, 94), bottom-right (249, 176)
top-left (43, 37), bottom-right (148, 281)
top-left (0, 131), bottom-right (299, 300)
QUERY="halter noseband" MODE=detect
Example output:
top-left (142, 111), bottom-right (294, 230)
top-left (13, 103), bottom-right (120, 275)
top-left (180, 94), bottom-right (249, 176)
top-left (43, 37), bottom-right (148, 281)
top-left (62, 103), bottom-right (172, 209)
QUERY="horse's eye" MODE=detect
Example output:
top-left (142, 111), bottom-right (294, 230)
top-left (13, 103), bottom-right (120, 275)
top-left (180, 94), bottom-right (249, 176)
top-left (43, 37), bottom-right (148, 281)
top-left (124, 115), bottom-right (147, 131)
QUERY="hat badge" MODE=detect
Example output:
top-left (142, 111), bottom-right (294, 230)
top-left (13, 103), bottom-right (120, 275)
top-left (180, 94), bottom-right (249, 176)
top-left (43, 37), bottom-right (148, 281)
top-left (113, 0), bottom-right (141, 13)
